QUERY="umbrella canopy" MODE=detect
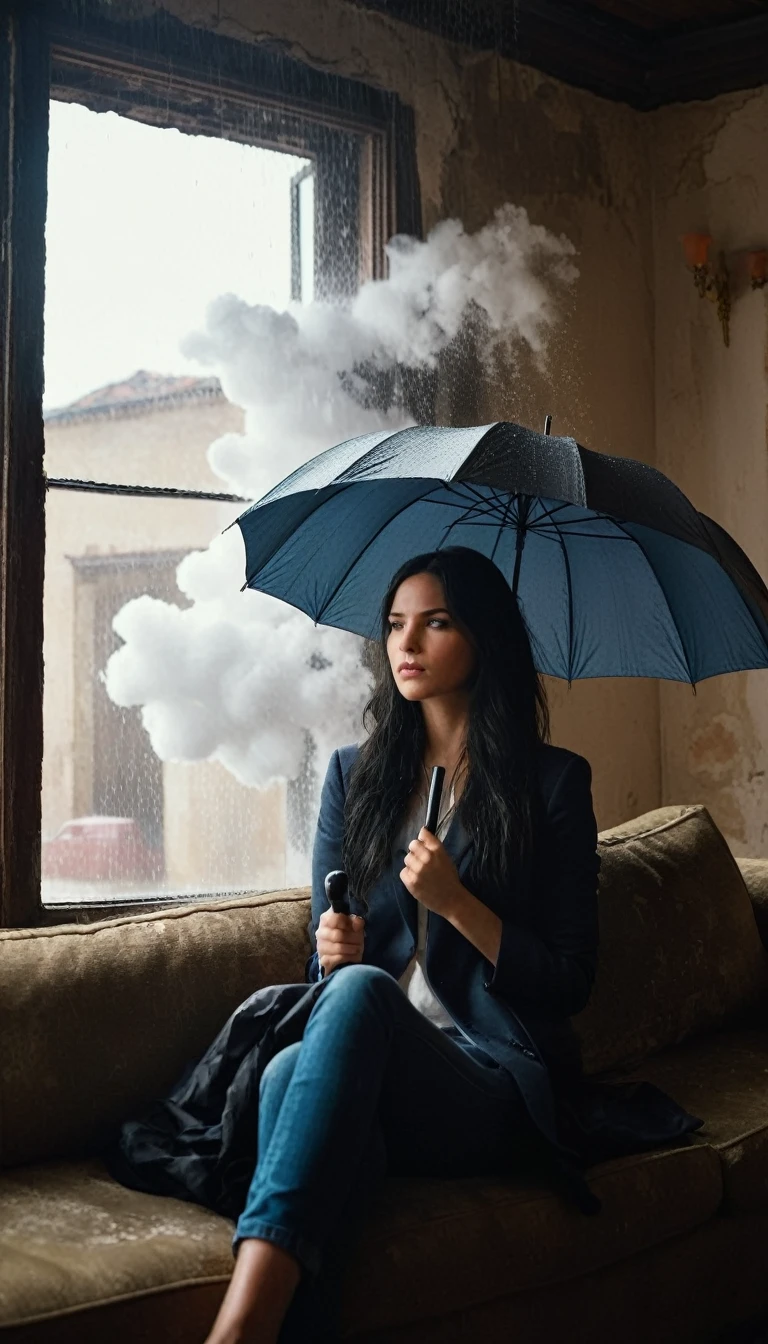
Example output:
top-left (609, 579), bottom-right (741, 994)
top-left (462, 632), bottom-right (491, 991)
top-left (234, 422), bottom-right (768, 685)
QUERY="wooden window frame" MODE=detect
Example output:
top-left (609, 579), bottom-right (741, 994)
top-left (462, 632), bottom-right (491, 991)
top-left (0, 1), bottom-right (420, 928)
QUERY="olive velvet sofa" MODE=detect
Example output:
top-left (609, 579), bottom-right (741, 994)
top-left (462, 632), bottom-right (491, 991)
top-left (1, 801), bottom-right (768, 1343)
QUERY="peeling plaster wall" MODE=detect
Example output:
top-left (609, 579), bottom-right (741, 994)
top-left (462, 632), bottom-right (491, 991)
top-left (651, 91), bottom-right (768, 856)
top-left (122, 0), bottom-right (660, 829)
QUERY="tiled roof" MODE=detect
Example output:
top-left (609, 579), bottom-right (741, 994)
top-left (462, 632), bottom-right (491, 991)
top-left (45, 370), bottom-right (224, 424)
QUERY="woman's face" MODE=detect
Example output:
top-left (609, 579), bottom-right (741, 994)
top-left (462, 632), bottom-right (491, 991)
top-left (386, 571), bottom-right (477, 702)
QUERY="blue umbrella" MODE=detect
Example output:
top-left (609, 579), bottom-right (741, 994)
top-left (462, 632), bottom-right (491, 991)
top-left (233, 422), bottom-right (768, 686)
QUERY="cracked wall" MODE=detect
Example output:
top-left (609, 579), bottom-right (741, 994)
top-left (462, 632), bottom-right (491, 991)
top-left (651, 90), bottom-right (768, 856)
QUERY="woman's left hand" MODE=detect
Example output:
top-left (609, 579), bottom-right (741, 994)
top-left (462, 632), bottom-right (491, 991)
top-left (399, 828), bottom-right (464, 918)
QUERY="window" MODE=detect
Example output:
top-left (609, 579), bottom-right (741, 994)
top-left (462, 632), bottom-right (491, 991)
top-left (0, 4), bottom-right (419, 926)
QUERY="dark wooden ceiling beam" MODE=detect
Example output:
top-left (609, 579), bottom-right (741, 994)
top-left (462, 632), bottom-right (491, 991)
top-left (507, 0), bottom-right (652, 105)
top-left (355, 0), bottom-right (768, 108)
top-left (649, 11), bottom-right (768, 106)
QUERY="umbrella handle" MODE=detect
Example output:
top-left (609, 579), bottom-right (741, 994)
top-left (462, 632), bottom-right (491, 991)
top-left (423, 765), bottom-right (445, 834)
top-left (325, 869), bottom-right (350, 916)
top-left (319, 870), bottom-right (354, 980)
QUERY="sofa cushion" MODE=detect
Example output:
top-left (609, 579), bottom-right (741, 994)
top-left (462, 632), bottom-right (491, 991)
top-left (612, 1026), bottom-right (768, 1214)
top-left (0, 1159), bottom-right (232, 1330)
top-left (0, 1145), bottom-right (722, 1335)
top-left (0, 891), bottom-right (312, 1168)
top-left (573, 805), bottom-right (768, 1075)
top-left (341, 1144), bottom-right (722, 1335)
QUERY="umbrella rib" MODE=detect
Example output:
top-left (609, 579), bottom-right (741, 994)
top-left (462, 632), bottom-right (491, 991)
top-left (533, 529), bottom-right (636, 540)
top-left (456, 480), bottom-right (523, 516)
top-left (551, 523), bottom-right (576, 685)
top-left (437, 510), bottom-right (468, 549)
top-left (531, 500), bottom-right (575, 525)
top-left (531, 504), bottom-right (630, 531)
top-left (447, 499), bottom-right (508, 523)
top-left (440, 516), bottom-right (521, 529)
top-left (446, 482), bottom-right (512, 521)
top-left (436, 498), bottom-right (498, 547)
top-left (435, 483), bottom-right (516, 537)
top-left (609, 517), bottom-right (695, 686)
top-left (489, 491), bottom-right (517, 566)
top-left (452, 480), bottom-right (507, 508)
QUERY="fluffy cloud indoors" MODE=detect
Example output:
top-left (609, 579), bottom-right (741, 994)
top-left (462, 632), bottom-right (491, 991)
top-left (185, 205), bottom-right (578, 499)
top-left (103, 205), bottom-right (578, 791)
top-left (103, 527), bottom-right (372, 790)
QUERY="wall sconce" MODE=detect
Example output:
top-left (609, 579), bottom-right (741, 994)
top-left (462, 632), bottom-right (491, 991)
top-left (681, 233), bottom-right (731, 347)
top-left (746, 249), bottom-right (768, 289)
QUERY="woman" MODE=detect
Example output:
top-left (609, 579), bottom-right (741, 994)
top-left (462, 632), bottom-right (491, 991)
top-left (204, 545), bottom-right (700, 1344)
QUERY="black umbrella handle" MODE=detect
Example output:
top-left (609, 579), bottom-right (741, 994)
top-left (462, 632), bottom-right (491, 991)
top-left (319, 870), bottom-right (354, 980)
top-left (325, 869), bottom-right (350, 916)
top-left (424, 765), bottom-right (445, 834)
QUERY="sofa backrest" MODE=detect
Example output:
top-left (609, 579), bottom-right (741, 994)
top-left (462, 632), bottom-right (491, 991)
top-left (0, 891), bottom-right (311, 1168)
top-left (2, 803), bottom-right (767, 1167)
top-left (574, 804), bottom-right (768, 1074)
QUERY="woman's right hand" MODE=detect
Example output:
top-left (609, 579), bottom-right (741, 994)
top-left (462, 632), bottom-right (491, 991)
top-left (316, 909), bottom-right (365, 976)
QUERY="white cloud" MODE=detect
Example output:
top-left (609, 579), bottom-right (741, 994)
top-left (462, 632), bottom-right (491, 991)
top-left (104, 204), bottom-right (577, 787)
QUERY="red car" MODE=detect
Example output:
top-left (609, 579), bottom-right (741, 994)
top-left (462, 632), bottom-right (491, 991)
top-left (41, 816), bottom-right (164, 883)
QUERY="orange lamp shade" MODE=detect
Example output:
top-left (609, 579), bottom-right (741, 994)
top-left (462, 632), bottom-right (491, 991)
top-left (746, 249), bottom-right (768, 284)
top-left (681, 232), bottom-right (712, 269)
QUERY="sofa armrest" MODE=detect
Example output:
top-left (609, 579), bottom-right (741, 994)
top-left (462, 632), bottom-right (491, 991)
top-left (737, 858), bottom-right (768, 950)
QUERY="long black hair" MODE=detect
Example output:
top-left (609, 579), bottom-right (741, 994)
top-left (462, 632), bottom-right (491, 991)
top-left (341, 545), bottom-right (551, 914)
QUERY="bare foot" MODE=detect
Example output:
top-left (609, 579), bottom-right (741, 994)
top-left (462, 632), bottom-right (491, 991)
top-left (204, 1238), bottom-right (302, 1344)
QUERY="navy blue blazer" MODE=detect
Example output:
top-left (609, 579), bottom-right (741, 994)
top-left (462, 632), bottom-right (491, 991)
top-left (305, 741), bottom-right (704, 1202)
top-left (305, 741), bottom-right (603, 1191)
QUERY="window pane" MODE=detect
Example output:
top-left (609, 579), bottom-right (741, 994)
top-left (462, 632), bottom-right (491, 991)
top-left (41, 490), bottom-right (315, 905)
top-left (43, 99), bottom-right (310, 488)
top-left (42, 99), bottom-right (324, 906)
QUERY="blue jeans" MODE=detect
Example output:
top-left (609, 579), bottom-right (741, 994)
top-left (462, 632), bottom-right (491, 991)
top-left (233, 963), bottom-right (540, 1342)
